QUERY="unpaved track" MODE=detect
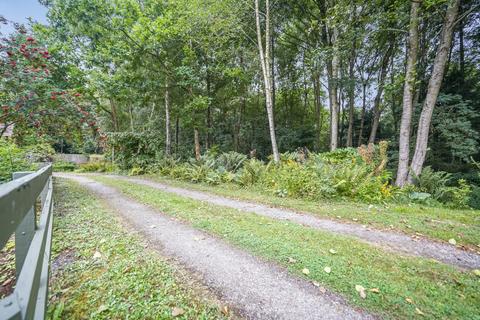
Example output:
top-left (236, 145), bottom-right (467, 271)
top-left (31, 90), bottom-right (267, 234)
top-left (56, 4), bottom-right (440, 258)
top-left (119, 176), bottom-right (480, 270)
top-left (58, 174), bottom-right (374, 320)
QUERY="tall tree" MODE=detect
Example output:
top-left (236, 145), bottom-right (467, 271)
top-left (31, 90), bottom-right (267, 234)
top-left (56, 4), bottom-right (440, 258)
top-left (396, 0), bottom-right (421, 187)
top-left (408, 0), bottom-right (461, 180)
top-left (255, 0), bottom-right (280, 162)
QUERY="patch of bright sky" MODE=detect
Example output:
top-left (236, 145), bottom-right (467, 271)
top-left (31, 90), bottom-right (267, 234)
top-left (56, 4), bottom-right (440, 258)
top-left (0, 0), bottom-right (48, 35)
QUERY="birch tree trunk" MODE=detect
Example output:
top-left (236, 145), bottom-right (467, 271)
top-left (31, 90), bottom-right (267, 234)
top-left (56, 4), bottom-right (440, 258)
top-left (255, 0), bottom-right (280, 163)
top-left (408, 0), bottom-right (460, 180)
top-left (395, 0), bottom-right (421, 187)
top-left (165, 79), bottom-right (171, 156)
top-left (327, 28), bottom-right (340, 151)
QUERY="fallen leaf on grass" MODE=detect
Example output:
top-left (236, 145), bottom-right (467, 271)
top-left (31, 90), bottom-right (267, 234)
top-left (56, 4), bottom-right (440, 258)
top-left (405, 298), bottom-right (413, 304)
top-left (415, 308), bottom-right (425, 316)
top-left (302, 268), bottom-right (310, 275)
top-left (329, 249), bottom-right (337, 254)
top-left (369, 288), bottom-right (380, 293)
top-left (473, 269), bottom-right (480, 277)
top-left (172, 307), bottom-right (185, 317)
top-left (97, 304), bottom-right (108, 313)
top-left (93, 251), bottom-right (102, 259)
top-left (355, 285), bottom-right (366, 299)
top-left (448, 238), bottom-right (457, 245)
top-left (288, 257), bottom-right (297, 264)
top-left (324, 266), bottom-right (331, 274)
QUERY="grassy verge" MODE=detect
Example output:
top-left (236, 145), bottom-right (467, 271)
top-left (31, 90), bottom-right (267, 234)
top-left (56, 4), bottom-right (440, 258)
top-left (49, 178), bottom-right (228, 320)
top-left (143, 175), bottom-right (480, 249)
top-left (95, 175), bottom-right (480, 319)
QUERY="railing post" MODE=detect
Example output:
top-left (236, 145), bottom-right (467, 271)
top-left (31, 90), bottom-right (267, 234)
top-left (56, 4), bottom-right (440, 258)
top-left (12, 172), bottom-right (36, 278)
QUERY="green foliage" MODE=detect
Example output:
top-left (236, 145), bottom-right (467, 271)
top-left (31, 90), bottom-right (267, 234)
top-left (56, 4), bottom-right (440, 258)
top-left (77, 161), bottom-right (117, 173)
top-left (0, 139), bottom-right (36, 182)
top-left (215, 151), bottom-right (247, 172)
top-left (413, 166), bottom-right (452, 201)
top-left (412, 166), bottom-right (472, 208)
top-left (468, 186), bottom-right (480, 209)
top-left (148, 145), bottom-right (394, 203)
top-left (107, 131), bottom-right (165, 169)
top-left (52, 161), bottom-right (77, 172)
top-left (235, 159), bottom-right (266, 186)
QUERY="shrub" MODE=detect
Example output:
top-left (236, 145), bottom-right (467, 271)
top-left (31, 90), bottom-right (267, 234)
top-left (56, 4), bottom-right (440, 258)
top-left (53, 161), bottom-right (77, 172)
top-left (77, 161), bottom-right (117, 173)
top-left (215, 151), bottom-right (247, 172)
top-left (261, 161), bottom-right (322, 199)
top-left (413, 166), bottom-right (451, 201)
top-left (129, 167), bottom-right (144, 176)
top-left (0, 139), bottom-right (34, 182)
top-left (468, 186), bottom-right (480, 209)
top-left (25, 143), bottom-right (55, 162)
top-left (411, 166), bottom-right (473, 208)
top-left (235, 159), bottom-right (266, 186)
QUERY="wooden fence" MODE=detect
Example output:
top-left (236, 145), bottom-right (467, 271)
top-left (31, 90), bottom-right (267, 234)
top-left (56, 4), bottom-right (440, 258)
top-left (0, 165), bottom-right (53, 320)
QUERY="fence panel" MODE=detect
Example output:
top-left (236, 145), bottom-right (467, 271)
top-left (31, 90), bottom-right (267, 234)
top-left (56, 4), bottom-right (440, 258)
top-left (0, 165), bottom-right (53, 320)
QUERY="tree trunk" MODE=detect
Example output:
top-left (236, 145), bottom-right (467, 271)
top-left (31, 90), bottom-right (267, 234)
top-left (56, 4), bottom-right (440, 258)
top-left (346, 6), bottom-right (357, 148)
top-left (205, 61), bottom-right (212, 150)
top-left (255, 0), bottom-right (280, 162)
top-left (165, 79), bottom-right (171, 156)
top-left (109, 99), bottom-right (119, 131)
top-left (395, 0), bottom-right (421, 187)
top-left (194, 128), bottom-right (201, 160)
top-left (368, 44), bottom-right (393, 144)
top-left (458, 1), bottom-right (465, 82)
top-left (327, 28), bottom-right (340, 151)
top-left (175, 117), bottom-right (179, 154)
top-left (128, 104), bottom-right (134, 132)
top-left (357, 83), bottom-right (367, 146)
top-left (313, 73), bottom-right (322, 151)
top-left (409, 0), bottom-right (460, 180)
top-left (346, 55), bottom-right (355, 147)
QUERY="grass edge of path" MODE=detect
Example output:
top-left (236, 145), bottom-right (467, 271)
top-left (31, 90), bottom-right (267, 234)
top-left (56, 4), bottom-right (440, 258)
top-left (141, 174), bottom-right (480, 250)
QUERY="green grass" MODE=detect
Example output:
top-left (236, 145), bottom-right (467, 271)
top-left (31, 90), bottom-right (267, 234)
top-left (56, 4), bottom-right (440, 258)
top-left (95, 175), bottom-right (480, 320)
top-left (48, 178), bottom-right (228, 320)
top-left (143, 175), bottom-right (480, 249)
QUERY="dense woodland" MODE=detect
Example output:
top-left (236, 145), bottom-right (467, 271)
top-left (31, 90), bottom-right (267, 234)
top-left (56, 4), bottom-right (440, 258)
top-left (1, 0), bottom-right (480, 205)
